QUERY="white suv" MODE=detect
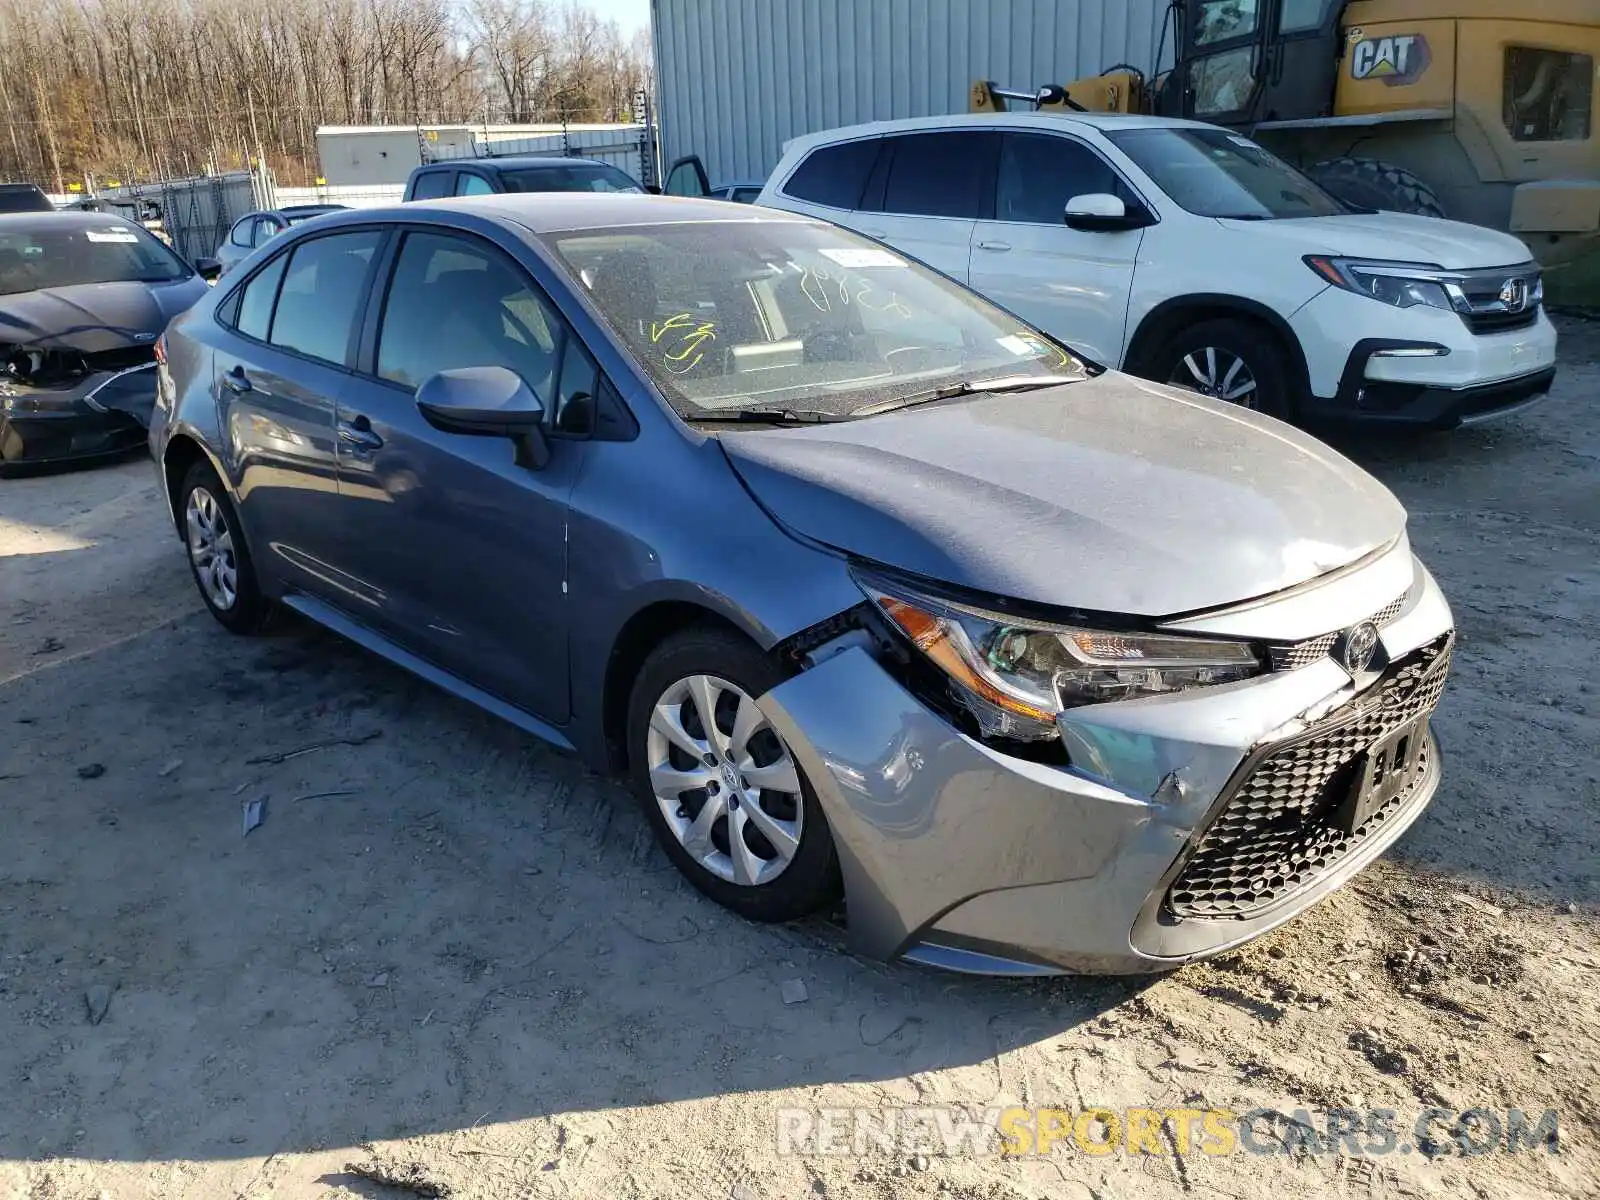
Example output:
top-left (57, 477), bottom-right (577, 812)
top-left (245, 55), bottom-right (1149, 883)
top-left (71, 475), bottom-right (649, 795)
top-left (740, 113), bottom-right (1558, 428)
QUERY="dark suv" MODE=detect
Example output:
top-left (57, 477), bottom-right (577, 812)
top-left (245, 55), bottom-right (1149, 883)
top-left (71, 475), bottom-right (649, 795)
top-left (403, 156), bottom-right (645, 202)
top-left (0, 183), bottom-right (54, 214)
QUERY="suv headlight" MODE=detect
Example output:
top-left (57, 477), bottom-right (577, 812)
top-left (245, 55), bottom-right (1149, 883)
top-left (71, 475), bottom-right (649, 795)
top-left (1305, 256), bottom-right (1456, 311)
top-left (858, 574), bottom-right (1263, 741)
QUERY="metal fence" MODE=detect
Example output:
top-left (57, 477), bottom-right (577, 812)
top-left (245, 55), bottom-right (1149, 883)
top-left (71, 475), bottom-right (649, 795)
top-left (99, 168), bottom-right (272, 263)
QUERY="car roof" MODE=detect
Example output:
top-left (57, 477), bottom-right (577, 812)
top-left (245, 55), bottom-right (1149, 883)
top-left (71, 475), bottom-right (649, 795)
top-left (324, 193), bottom-right (813, 235)
top-left (279, 204), bottom-right (346, 215)
top-left (423, 155), bottom-right (612, 172)
top-left (0, 210), bottom-right (142, 233)
top-left (780, 110), bottom-right (1216, 150)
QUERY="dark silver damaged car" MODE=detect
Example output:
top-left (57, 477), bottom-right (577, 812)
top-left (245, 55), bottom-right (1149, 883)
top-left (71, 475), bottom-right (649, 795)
top-left (149, 195), bottom-right (1454, 976)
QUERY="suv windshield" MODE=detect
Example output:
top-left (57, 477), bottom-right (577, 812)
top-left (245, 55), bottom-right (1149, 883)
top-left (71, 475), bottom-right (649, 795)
top-left (0, 222), bottom-right (190, 295)
top-left (502, 164), bottom-right (642, 194)
top-left (547, 221), bottom-right (1085, 418)
top-left (1106, 127), bottom-right (1346, 220)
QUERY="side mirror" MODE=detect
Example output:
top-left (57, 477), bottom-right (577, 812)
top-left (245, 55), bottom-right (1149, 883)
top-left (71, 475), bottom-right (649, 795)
top-left (194, 257), bottom-right (222, 282)
top-left (415, 366), bottom-right (550, 469)
top-left (1064, 193), bottom-right (1144, 232)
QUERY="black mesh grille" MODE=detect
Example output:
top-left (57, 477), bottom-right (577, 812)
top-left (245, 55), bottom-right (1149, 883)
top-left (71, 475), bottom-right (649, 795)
top-left (1267, 591), bottom-right (1410, 672)
top-left (1167, 635), bottom-right (1452, 920)
top-left (1464, 308), bottom-right (1539, 335)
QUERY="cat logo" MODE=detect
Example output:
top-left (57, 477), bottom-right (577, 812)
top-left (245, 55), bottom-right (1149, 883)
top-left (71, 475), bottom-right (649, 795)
top-left (1350, 33), bottom-right (1432, 86)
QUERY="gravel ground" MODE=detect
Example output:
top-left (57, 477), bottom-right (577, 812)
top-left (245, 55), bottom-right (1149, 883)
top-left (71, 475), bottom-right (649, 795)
top-left (0, 318), bottom-right (1595, 1200)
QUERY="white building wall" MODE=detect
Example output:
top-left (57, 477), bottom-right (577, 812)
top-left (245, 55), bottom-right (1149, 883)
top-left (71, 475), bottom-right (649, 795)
top-left (653, 0), bottom-right (1172, 186)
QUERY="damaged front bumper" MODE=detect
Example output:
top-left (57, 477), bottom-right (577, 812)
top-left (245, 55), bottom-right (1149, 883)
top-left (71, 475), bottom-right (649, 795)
top-left (0, 363), bottom-right (156, 473)
top-left (759, 560), bottom-right (1454, 975)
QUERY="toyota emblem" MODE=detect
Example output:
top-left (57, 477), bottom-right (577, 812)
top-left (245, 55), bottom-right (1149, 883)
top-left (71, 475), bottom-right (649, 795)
top-left (1339, 621), bottom-right (1381, 674)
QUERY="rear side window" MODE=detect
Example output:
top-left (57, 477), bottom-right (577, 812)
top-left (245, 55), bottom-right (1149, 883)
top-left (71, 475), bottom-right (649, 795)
top-left (267, 231), bottom-right (381, 365)
top-left (781, 139), bottom-right (880, 209)
top-left (409, 171), bottom-right (454, 200)
top-left (882, 132), bottom-right (995, 219)
top-left (235, 253), bottom-right (288, 341)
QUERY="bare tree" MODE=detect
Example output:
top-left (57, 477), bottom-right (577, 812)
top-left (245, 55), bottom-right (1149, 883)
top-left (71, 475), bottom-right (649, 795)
top-left (0, 0), bottom-right (652, 187)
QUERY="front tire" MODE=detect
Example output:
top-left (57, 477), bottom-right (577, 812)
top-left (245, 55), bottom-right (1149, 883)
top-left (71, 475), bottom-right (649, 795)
top-left (1150, 317), bottom-right (1295, 420)
top-left (179, 460), bottom-right (273, 634)
top-left (626, 626), bottom-right (841, 922)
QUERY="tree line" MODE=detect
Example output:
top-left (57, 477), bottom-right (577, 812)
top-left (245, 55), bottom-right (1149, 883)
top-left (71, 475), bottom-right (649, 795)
top-left (0, 0), bottom-right (654, 190)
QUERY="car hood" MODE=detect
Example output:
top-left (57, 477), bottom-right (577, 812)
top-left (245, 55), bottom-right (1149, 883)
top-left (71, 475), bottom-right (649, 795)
top-left (718, 375), bottom-right (1407, 618)
top-left (0, 277), bottom-right (207, 353)
top-left (1217, 212), bottom-right (1533, 270)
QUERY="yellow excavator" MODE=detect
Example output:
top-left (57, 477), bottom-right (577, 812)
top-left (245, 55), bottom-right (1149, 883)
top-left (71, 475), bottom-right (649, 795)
top-left (972, 0), bottom-right (1598, 304)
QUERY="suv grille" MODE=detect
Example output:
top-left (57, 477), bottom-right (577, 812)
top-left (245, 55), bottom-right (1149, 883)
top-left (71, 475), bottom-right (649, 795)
top-left (1268, 591), bottom-right (1409, 672)
top-left (1452, 266), bottom-right (1542, 336)
top-left (1167, 634), bottom-right (1452, 920)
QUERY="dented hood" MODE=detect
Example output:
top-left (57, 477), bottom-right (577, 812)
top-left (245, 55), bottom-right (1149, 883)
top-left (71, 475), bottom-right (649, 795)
top-left (0, 277), bottom-right (207, 353)
top-left (717, 375), bottom-right (1407, 618)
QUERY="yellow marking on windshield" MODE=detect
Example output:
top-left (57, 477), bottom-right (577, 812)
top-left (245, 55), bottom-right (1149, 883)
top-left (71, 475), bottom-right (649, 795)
top-left (651, 311), bottom-right (718, 374)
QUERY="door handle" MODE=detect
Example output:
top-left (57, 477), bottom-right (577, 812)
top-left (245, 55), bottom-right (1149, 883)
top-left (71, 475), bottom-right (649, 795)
top-left (338, 414), bottom-right (384, 451)
top-left (977, 240), bottom-right (1012, 252)
top-left (221, 365), bottom-right (252, 393)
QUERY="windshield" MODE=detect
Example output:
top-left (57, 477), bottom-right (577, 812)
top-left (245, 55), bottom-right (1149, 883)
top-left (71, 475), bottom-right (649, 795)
top-left (0, 222), bottom-right (190, 295)
top-left (1106, 127), bottom-right (1346, 220)
top-left (502, 164), bottom-right (642, 194)
top-left (546, 221), bottom-right (1085, 418)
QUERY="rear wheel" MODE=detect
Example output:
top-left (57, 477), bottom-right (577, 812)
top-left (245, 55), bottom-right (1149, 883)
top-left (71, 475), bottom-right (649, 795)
top-left (1151, 317), bottom-right (1295, 419)
top-left (180, 460), bottom-right (273, 634)
top-left (1308, 157), bottom-right (1445, 219)
top-left (626, 627), bottom-right (840, 922)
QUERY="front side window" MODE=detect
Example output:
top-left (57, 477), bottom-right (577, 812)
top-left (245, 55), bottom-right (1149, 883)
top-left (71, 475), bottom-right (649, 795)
top-left (781, 139), bottom-right (880, 209)
top-left (548, 220), bottom-right (1084, 419)
top-left (1107, 126), bottom-right (1344, 219)
top-left (409, 171), bottom-right (454, 200)
top-left (882, 132), bottom-right (993, 219)
top-left (267, 230), bottom-right (381, 364)
top-left (995, 133), bottom-right (1132, 224)
top-left (235, 253), bottom-right (288, 341)
top-left (456, 173), bottom-right (496, 196)
top-left (1504, 47), bottom-right (1593, 142)
top-left (499, 164), bottom-right (642, 193)
top-left (0, 222), bottom-right (191, 296)
top-left (376, 231), bottom-right (562, 403)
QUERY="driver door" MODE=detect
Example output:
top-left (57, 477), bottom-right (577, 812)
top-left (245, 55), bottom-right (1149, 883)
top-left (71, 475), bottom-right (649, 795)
top-left (664, 155), bottom-right (712, 197)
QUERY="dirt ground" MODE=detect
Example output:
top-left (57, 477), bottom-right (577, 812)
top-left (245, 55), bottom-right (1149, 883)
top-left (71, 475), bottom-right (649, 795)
top-left (1, 320), bottom-right (1596, 1200)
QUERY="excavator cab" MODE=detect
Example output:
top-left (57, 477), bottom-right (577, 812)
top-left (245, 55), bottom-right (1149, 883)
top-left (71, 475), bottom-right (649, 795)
top-left (1169, 0), bottom-right (1348, 124)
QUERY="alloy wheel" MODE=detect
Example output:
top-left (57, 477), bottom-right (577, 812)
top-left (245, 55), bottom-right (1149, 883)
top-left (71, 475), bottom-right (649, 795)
top-left (185, 485), bottom-right (238, 611)
top-left (1169, 346), bottom-right (1259, 408)
top-left (646, 673), bottom-right (803, 887)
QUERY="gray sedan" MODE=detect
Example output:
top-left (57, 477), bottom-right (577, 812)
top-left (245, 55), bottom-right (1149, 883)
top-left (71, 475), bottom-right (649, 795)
top-left (148, 195), bottom-right (1454, 975)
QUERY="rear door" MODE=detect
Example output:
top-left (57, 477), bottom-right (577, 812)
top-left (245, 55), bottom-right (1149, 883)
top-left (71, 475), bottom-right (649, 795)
top-left (969, 131), bottom-right (1148, 367)
top-left (868, 130), bottom-right (999, 281)
top-left (215, 229), bottom-right (383, 598)
top-left (332, 228), bottom-right (587, 721)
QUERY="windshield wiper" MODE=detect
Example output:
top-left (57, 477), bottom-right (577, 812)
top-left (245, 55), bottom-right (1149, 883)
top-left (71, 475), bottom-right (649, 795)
top-left (853, 374), bottom-right (1080, 418)
top-left (1213, 212), bottom-right (1270, 221)
top-left (689, 408), bottom-right (852, 426)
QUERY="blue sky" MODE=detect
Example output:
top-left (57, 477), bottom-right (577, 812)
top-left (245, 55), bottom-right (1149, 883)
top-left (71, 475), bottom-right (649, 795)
top-left (582, 0), bottom-right (651, 36)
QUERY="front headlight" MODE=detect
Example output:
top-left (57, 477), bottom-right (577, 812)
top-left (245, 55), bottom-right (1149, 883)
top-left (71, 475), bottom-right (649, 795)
top-left (858, 574), bottom-right (1263, 741)
top-left (1305, 256), bottom-right (1456, 312)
